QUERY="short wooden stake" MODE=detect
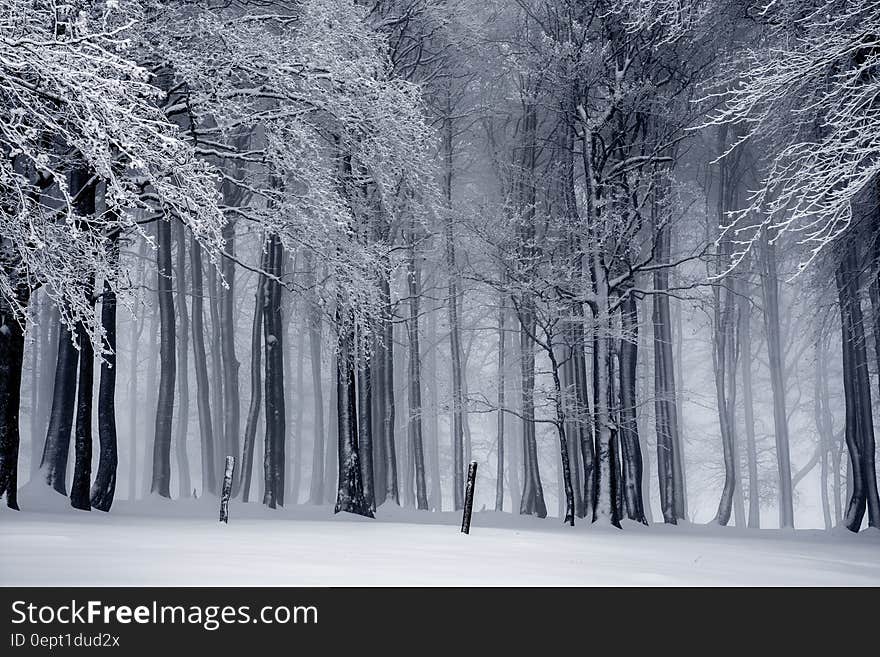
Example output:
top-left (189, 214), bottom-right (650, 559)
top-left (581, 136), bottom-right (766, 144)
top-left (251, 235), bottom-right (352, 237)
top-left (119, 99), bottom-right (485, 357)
top-left (461, 460), bottom-right (478, 534)
top-left (219, 456), bottom-right (235, 523)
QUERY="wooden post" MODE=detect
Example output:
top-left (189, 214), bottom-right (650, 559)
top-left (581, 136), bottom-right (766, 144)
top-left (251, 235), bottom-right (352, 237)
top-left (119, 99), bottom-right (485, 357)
top-left (220, 455), bottom-right (235, 523)
top-left (461, 460), bottom-right (477, 534)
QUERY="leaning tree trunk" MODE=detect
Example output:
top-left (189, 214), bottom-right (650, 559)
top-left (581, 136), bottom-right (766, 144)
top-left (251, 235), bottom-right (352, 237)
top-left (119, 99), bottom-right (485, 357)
top-left (0, 280), bottom-right (29, 509)
top-left (151, 216), bottom-right (176, 498)
top-left (190, 236), bottom-right (216, 495)
top-left (90, 233), bottom-right (120, 511)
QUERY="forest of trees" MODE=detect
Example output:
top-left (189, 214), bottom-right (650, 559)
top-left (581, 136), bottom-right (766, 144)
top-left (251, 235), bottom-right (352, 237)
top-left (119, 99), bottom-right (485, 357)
top-left (1, 0), bottom-right (879, 533)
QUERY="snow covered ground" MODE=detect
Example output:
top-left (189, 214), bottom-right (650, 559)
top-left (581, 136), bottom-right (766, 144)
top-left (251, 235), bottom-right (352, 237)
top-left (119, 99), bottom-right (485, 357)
top-left (2, 490), bottom-right (879, 586)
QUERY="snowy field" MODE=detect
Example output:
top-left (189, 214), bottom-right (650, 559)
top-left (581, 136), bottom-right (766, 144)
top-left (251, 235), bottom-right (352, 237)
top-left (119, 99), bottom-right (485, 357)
top-left (2, 491), bottom-right (879, 586)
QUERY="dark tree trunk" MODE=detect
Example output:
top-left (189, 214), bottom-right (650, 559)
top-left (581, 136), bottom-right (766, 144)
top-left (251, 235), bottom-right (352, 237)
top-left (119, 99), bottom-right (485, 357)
top-left (518, 305), bottom-right (547, 518)
top-left (619, 294), bottom-right (646, 524)
top-left (652, 221), bottom-right (684, 523)
top-left (70, 296), bottom-right (94, 511)
top-left (190, 236), bottom-right (216, 495)
top-left (334, 311), bottom-right (373, 518)
top-left (91, 235), bottom-right (119, 511)
top-left (263, 234), bottom-right (285, 508)
top-left (151, 216), bottom-right (176, 498)
top-left (0, 285), bottom-right (29, 509)
top-left (174, 219), bottom-right (191, 499)
top-left (836, 243), bottom-right (880, 530)
top-left (40, 321), bottom-right (77, 494)
top-left (325, 349), bottom-right (338, 505)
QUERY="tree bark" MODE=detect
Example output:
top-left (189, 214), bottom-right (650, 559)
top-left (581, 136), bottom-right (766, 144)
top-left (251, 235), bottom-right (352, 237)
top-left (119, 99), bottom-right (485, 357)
top-left (262, 233), bottom-right (285, 508)
top-left (91, 234), bottom-right (119, 512)
top-left (151, 216), bottom-right (176, 498)
top-left (306, 252), bottom-right (325, 505)
top-left (738, 275), bottom-right (760, 528)
top-left (406, 231), bottom-right (429, 510)
top-left (239, 246), bottom-right (266, 502)
top-left (190, 236), bottom-right (216, 495)
top-left (0, 283), bottom-right (29, 509)
top-left (70, 291), bottom-right (94, 511)
top-left (618, 294), bottom-right (646, 524)
top-left (40, 320), bottom-right (77, 494)
top-left (758, 231), bottom-right (794, 528)
top-left (174, 219), bottom-right (191, 499)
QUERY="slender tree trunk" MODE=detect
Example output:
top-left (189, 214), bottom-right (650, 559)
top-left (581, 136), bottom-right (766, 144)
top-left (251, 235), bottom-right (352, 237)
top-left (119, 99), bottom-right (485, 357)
top-left (618, 294), bottom-right (646, 524)
top-left (127, 270), bottom-right (143, 501)
top-left (70, 290), bottom-right (94, 511)
top-left (739, 277), bottom-right (760, 528)
top-left (190, 236), bottom-right (216, 495)
top-left (91, 234), bottom-right (119, 512)
top-left (151, 216), bottom-right (176, 498)
top-left (220, 220), bottom-right (241, 485)
top-left (262, 234), bottom-right (285, 508)
top-left (518, 304), bottom-right (547, 518)
top-left (406, 231), bottom-right (429, 511)
top-left (289, 283), bottom-right (305, 505)
top-left (814, 336), bottom-right (834, 531)
top-left (758, 231), bottom-right (794, 528)
top-left (307, 253), bottom-right (325, 505)
top-left (174, 219), bottom-right (191, 499)
top-left (495, 293), bottom-right (506, 512)
top-left (426, 306), bottom-right (442, 510)
top-left (208, 264), bottom-right (224, 485)
top-left (325, 350), bottom-right (338, 504)
top-left (379, 274), bottom-right (398, 505)
top-left (239, 247), bottom-right (266, 502)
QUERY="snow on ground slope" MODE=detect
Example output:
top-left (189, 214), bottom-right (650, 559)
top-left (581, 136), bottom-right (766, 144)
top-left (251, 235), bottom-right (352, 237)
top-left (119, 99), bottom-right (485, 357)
top-left (2, 492), bottom-right (878, 586)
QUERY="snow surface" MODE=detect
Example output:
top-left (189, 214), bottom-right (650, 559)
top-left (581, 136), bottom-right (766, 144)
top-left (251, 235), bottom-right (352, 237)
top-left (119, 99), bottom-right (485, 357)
top-left (2, 488), bottom-right (879, 586)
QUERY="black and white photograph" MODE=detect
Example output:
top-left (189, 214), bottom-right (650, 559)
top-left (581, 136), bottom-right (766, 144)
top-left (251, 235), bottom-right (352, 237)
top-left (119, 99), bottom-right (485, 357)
top-left (1, 0), bottom-right (879, 612)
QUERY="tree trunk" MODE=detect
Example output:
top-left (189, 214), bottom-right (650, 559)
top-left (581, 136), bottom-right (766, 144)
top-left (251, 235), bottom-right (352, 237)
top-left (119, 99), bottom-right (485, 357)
top-left (357, 339), bottom-right (375, 511)
top-left (306, 253), bottom-right (325, 505)
top-left (174, 219), bottom-right (191, 499)
top-left (518, 304), bottom-right (547, 518)
top-left (325, 350), bottom-right (338, 504)
top-left (406, 233), bottom-right (429, 511)
top-left (739, 276), bottom-right (760, 528)
top-left (91, 236), bottom-right (119, 511)
top-left (40, 320), bottom-right (78, 494)
top-left (220, 219), bottom-right (240, 482)
top-left (262, 233), bottom-right (285, 508)
top-left (378, 273), bottom-right (398, 505)
top-left (495, 293), bottom-right (506, 512)
top-left (618, 294), bottom-right (646, 524)
top-left (334, 311), bottom-right (372, 518)
top-left (208, 264), bottom-right (224, 485)
top-left (836, 243), bottom-right (880, 530)
top-left (239, 247), bottom-right (266, 502)
top-left (0, 284), bottom-right (29, 509)
top-left (151, 216), bottom-right (176, 498)
top-left (758, 231), bottom-right (794, 528)
top-left (190, 236), bottom-right (216, 495)
top-left (70, 293), bottom-right (94, 512)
